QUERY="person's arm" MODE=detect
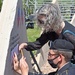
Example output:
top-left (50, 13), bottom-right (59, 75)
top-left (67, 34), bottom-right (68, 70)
top-left (25, 33), bottom-right (48, 50)
top-left (19, 31), bottom-right (58, 51)
top-left (25, 31), bottom-right (59, 51)
top-left (19, 32), bottom-right (49, 51)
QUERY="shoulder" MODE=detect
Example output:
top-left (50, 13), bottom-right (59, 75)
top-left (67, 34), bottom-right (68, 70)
top-left (68, 64), bottom-right (75, 74)
top-left (70, 63), bottom-right (75, 69)
top-left (42, 31), bottom-right (58, 37)
top-left (71, 64), bottom-right (75, 69)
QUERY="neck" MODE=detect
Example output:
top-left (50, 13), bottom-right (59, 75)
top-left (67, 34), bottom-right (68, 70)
top-left (56, 21), bottom-right (65, 35)
top-left (57, 61), bottom-right (68, 70)
top-left (61, 21), bottom-right (65, 29)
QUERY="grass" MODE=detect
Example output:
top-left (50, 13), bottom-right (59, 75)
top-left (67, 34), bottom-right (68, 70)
top-left (27, 24), bottom-right (41, 42)
top-left (27, 24), bottom-right (41, 55)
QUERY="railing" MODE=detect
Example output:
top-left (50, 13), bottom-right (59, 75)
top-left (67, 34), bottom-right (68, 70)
top-left (58, 0), bottom-right (75, 21)
top-left (25, 0), bottom-right (75, 21)
top-left (37, 0), bottom-right (75, 22)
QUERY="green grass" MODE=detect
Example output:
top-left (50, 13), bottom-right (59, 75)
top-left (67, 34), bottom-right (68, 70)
top-left (27, 24), bottom-right (41, 55)
top-left (27, 24), bottom-right (41, 42)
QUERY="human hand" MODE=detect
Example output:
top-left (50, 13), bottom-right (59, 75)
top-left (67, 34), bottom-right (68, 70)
top-left (12, 53), bottom-right (21, 74)
top-left (19, 43), bottom-right (27, 52)
top-left (19, 56), bottom-right (29, 75)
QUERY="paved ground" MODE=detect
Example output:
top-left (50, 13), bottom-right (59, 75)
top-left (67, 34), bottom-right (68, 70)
top-left (32, 60), bottom-right (57, 74)
top-left (31, 53), bottom-right (57, 74)
top-left (40, 61), bottom-right (57, 74)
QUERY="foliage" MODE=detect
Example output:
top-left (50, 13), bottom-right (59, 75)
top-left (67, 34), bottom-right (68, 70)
top-left (22, 0), bottom-right (35, 16)
top-left (0, 0), bottom-right (2, 11)
top-left (27, 24), bottom-right (41, 42)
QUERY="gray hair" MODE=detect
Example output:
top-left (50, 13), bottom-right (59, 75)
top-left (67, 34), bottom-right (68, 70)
top-left (37, 3), bottom-right (63, 32)
top-left (53, 50), bottom-right (72, 62)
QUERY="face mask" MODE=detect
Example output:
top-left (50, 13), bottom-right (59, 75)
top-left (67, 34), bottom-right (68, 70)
top-left (48, 55), bottom-right (59, 68)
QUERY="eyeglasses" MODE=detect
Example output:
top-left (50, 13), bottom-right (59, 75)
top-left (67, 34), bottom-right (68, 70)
top-left (48, 52), bottom-right (58, 57)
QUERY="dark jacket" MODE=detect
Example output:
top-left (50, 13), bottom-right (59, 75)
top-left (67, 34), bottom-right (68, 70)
top-left (25, 21), bottom-right (75, 51)
top-left (48, 62), bottom-right (75, 75)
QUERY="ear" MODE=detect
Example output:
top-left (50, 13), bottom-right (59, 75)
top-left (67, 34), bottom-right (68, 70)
top-left (58, 54), bottom-right (62, 61)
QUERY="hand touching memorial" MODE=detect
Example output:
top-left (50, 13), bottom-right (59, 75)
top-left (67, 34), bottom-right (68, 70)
top-left (19, 43), bottom-right (28, 51)
top-left (13, 52), bottom-right (29, 75)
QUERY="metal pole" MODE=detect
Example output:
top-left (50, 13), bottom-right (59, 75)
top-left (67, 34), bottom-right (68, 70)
top-left (30, 51), bottom-right (42, 73)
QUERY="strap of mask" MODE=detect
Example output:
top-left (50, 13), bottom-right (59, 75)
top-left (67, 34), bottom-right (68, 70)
top-left (52, 55), bottom-right (60, 61)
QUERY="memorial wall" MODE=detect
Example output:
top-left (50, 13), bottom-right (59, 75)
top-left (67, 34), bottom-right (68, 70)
top-left (0, 0), bottom-right (33, 75)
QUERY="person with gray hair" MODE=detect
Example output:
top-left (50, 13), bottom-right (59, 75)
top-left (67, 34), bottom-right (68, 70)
top-left (36, 3), bottom-right (63, 32)
top-left (19, 3), bottom-right (75, 63)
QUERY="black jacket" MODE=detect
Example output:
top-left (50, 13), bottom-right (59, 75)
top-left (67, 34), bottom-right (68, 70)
top-left (25, 21), bottom-right (75, 51)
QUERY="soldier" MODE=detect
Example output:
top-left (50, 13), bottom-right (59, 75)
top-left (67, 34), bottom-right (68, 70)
top-left (48, 39), bottom-right (75, 75)
top-left (19, 3), bottom-right (75, 63)
top-left (13, 39), bottom-right (75, 75)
